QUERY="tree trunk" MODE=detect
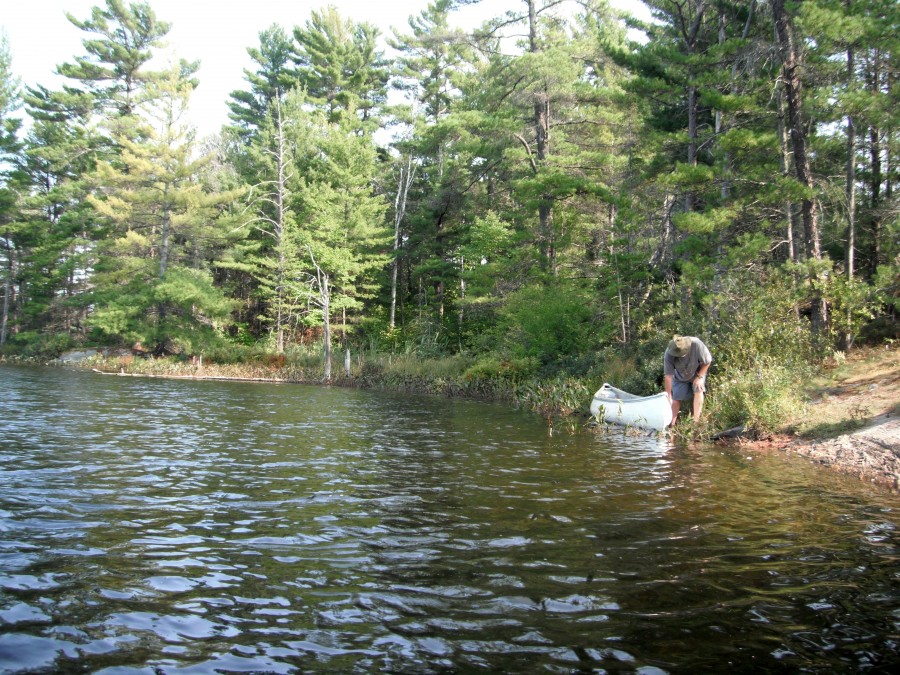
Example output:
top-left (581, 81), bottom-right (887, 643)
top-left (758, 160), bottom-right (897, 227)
top-left (683, 0), bottom-right (704, 213)
top-left (845, 32), bottom-right (856, 280)
top-left (773, 0), bottom-right (821, 262)
top-left (159, 185), bottom-right (171, 279)
top-left (308, 244), bottom-right (332, 381)
top-left (868, 45), bottom-right (882, 277)
top-left (773, 0), bottom-right (825, 336)
top-left (886, 65), bottom-right (893, 206)
top-left (458, 255), bottom-right (465, 343)
top-left (716, 1), bottom-right (756, 204)
top-left (390, 157), bottom-right (415, 329)
top-left (322, 274), bottom-right (331, 381)
top-left (0, 236), bottom-right (12, 347)
top-left (275, 95), bottom-right (288, 353)
top-left (650, 192), bottom-right (676, 270)
top-left (775, 70), bottom-right (796, 262)
top-left (870, 124), bottom-right (882, 277)
top-left (527, 0), bottom-right (555, 274)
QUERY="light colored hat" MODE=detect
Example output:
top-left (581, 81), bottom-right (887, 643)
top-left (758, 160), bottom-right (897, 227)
top-left (667, 335), bottom-right (691, 358)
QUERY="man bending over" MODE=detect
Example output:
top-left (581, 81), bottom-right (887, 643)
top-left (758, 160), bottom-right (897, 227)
top-left (664, 335), bottom-right (712, 426)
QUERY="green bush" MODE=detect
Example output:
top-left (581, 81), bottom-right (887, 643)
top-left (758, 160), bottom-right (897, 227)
top-left (463, 355), bottom-right (537, 381)
top-left (515, 376), bottom-right (591, 416)
top-left (584, 337), bottom-right (670, 397)
top-left (3, 331), bottom-right (80, 360)
top-left (498, 282), bottom-right (595, 366)
top-left (706, 356), bottom-right (808, 434)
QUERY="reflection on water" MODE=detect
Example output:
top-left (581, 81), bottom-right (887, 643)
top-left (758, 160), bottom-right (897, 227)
top-left (1, 364), bottom-right (898, 673)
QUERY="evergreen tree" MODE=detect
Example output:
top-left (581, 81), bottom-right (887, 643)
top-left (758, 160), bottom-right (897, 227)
top-left (293, 6), bottom-right (390, 128)
top-left (87, 70), bottom-right (241, 354)
top-left (238, 89), bottom-right (309, 352)
top-left (387, 0), bottom-right (471, 330)
top-left (9, 0), bottom-right (197, 347)
top-left (0, 33), bottom-right (22, 346)
top-left (57, 0), bottom-right (177, 118)
top-left (227, 24), bottom-right (297, 143)
top-left (292, 116), bottom-right (390, 378)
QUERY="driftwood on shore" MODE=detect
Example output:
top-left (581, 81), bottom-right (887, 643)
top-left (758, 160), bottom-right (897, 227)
top-left (712, 425), bottom-right (747, 441)
top-left (92, 368), bottom-right (293, 384)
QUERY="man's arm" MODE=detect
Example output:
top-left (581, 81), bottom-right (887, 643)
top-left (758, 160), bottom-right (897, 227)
top-left (693, 362), bottom-right (710, 392)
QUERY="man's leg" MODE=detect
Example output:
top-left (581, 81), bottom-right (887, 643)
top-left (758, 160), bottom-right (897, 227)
top-left (670, 379), bottom-right (690, 426)
top-left (670, 398), bottom-right (681, 426)
top-left (692, 391), bottom-right (704, 423)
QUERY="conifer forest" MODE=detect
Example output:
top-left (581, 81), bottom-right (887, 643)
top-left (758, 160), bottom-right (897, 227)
top-left (0, 0), bottom-right (897, 428)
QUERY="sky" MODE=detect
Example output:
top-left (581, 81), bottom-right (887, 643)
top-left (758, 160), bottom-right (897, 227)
top-left (1, 0), bottom-right (650, 138)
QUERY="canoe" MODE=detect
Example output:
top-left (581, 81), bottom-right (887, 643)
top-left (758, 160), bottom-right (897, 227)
top-left (590, 383), bottom-right (673, 431)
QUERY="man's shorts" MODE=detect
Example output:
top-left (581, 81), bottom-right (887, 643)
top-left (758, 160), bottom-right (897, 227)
top-left (672, 377), bottom-right (706, 401)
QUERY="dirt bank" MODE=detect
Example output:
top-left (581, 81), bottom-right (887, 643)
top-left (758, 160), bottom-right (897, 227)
top-left (737, 345), bottom-right (900, 489)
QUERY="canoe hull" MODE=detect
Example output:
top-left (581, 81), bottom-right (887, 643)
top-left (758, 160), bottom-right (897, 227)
top-left (590, 383), bottom-right (672, 431)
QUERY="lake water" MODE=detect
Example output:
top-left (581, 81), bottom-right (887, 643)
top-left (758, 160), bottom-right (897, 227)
top-left (0, 364), bottom-right (898, 673)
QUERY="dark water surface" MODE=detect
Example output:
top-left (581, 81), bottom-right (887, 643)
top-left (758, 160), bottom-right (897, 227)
top-left (1, 365), bottom-right (898, 673)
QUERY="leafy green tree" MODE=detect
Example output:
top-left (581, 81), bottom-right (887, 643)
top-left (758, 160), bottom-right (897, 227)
top-left (292, 6), bottom-right (390, 128)
top-left (87, 71), bottom-right (241, 353)
top-left (227, 24), bottom-right (297, 143)
top-left (292, 115), bottom-right (390, 378)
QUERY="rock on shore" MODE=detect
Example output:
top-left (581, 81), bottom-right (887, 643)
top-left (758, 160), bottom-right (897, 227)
top-left (786, 414), bottom-right (900, 489)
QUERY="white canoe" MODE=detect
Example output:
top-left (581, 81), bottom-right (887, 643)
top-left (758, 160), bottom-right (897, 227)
top-left (590, 383), bottom-right (673, 431)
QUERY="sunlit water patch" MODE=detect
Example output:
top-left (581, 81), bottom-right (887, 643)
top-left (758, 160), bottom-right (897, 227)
top-left (1, 364), bottom-right (898, 672)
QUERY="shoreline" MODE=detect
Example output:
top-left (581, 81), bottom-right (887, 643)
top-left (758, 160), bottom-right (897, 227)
top-left (11, 352), bottom-right (899, 490)
top-left (723, 416), bottom-right (899, 490)
top-left (90, 360), bottom-right (900, 491)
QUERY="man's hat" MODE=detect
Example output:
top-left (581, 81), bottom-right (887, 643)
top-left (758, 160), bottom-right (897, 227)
top-left (667, 335), bottom-right (691, 358)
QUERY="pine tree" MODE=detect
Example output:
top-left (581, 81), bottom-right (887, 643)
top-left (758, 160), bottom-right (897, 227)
top-left (385, 0), bottom-right (470, 331)
top-left (10, 0), bottom-right (197, 346)
top-left (238, 89), bottom-right (309, 352)
top-left (87, 70), bottom-right (240, 354)
top-left (292, 6), bottom-right (390, 128)
top-left (57, 0), bottom-right (176, 119)
top-left (292, 116), bottom-right (390, 378)
top-left (227, 24), bottom-right (297, 143)
top-left (0, 33), bottom-right (22, 346)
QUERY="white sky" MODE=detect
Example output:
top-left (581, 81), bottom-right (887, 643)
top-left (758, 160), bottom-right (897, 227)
top-left (1, 0), bottom-right (650, 138)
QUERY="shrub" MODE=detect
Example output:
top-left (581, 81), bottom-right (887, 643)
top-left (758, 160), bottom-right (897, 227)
top-left (515, 376), bottom-right (591, 416)
top-left (706, 356), bottom-right (807, 434)
top-left (3, 331), bottom-right (81, 360)
top-left (498, 283), bottom-right (595, 366)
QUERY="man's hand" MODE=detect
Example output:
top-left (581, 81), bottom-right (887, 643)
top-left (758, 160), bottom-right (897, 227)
top-left (692, 378), bottom-right (705, 393)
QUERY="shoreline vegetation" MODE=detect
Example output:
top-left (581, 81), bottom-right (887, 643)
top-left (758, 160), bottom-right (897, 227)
top-left (2, 4), bottom-right (898, 488)
top-left (6, 340), bottom-right (897, 489)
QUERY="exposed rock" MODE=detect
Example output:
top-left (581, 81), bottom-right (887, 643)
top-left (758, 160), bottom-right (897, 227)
top-left (786, 414), bottom-right (900, 489)
top-left (56, 348), bottom-right (132, 363)
top-left (56, 349), bottom-right (104, 363)
top-left (717, 346), bottom-right (899, 489)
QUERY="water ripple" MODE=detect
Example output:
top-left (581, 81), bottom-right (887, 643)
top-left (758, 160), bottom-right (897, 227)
top-left (1, 365), bottom-right (899, 672)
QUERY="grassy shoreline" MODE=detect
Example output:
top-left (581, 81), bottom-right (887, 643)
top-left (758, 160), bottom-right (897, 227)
top-left (6, 344), bottom-right (898, 486)
top-left (7, 343), bottom-right (896, 444)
